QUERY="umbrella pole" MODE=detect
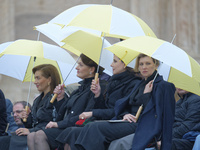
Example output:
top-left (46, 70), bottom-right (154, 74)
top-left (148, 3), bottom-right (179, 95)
top-left (37, 32), bottom-right (41, 41)
top-left (110, 0), bottom-right (114, 5)
top-left (95, 33), bottom-right (106, 83)
top-left (50, 56), bottom-right (80, 103)
top-left (23, 56), bottom-right (36, 122)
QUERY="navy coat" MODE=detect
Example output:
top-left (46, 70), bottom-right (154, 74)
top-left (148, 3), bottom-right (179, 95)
top-left (131, 75), bottom-right (176, 150)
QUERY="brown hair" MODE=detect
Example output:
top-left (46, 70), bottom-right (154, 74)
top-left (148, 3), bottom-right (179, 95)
top-left (80, 54), bottom-right (104, 75)
top-left (14, 101), bottom-right (32, 110)
top-left (134, 53), bottom-right (160, 72)
top-left (32, 64), bottom-right (61, 93)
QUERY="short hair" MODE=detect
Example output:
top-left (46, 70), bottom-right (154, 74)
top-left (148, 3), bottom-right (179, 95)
top-left (13, 101), bottom-right (32, 110)
top-left (80, 54), bottom-right (104, 75)
top-left (134, 53), bottom-right (160, 72)
top-left (32, 64), bottom-right (61, 93)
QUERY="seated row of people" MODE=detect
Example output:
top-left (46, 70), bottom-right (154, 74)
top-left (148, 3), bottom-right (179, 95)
top-left (1, 53), bottom-right (200, 150)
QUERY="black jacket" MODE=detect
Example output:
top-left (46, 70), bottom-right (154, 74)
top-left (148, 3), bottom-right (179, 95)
top-left (92, 71), bottom-right (141, 120)
top-left (24, 92), bottom-right (65, 132)
top-left (0, 89), bottom-right (7, 136)
top-left (56, 77), bottom-right (107, 129)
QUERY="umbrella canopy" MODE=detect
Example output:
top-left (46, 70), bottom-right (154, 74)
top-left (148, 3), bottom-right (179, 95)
top-left (106, 36), bottom-right (200, 95)
top-left (0, 39), bottom-right (81, 85)
top-left (35, 24), bottom-right (113, 75)
top-left (39, 4), bottom-right (156, 39)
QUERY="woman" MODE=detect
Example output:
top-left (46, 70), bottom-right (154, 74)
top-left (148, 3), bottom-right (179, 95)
top-left (27, 54), bottom-right (106, 150)
top-left (72, 54), bottom-right (176, 150)
top-left (55, 54), bottom-right (141, 150)
top-left (4, 64), bottom-right (62, 150)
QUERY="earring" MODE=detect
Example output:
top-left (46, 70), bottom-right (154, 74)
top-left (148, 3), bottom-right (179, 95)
top-left (48, 82), bottom-right (50, 86)
top-left (89, 72), bottom-right (92, 75)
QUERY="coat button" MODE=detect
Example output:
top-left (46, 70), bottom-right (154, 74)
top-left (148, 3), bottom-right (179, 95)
top-left (155, 115), bottom-right (157, 118)
top-left (71, 111), bottom-right (74, 114)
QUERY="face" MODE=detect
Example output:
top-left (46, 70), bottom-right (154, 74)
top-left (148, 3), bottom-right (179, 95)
top-left (176, 88), bottom-right (188, 96)
top-left (138, 56), bottom-right (158, 80)
top-left (34, 70), bottom-right (51, 94)
top-left (111, 55), bottom-right (126, 75)
top-left (75, 58), bottom-right (94, 79)
top-left (13, 103), bottom-right (24, 125)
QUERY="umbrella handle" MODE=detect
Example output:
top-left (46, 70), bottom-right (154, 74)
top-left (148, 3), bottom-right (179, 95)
top-left (23, 105), bottom-right (29, 122)
top-left (95, 73), bottom-right (99, 83)
top-left (50, 94), bottom-right (58, 103)
top-left (135, 105), bottom-right (143, 122)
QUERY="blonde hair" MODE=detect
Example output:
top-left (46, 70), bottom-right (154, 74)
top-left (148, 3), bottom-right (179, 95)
top-left (134, 53), bottom-right (160, 72)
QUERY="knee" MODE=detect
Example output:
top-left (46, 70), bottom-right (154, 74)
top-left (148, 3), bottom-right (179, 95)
top-left (35, 130), bottom-right (47, 144)
top-left (27, 132), bottom-right (35, 143)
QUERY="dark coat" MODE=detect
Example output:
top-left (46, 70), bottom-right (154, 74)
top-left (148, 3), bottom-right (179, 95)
top-left (55, 71), bottom-right (141, 149)
top-left (56, 77), bottom-right (107, 129)
top-left (92, 71), bottom-right (141, 120)
top-left (24, 92), bottom-right (65, 132)
top-left (173, 93), bottom-right (200, 139)
top-left (131, 75), bottom-right (176, 150)
top-left (0, 89), bottom-right (7, 136)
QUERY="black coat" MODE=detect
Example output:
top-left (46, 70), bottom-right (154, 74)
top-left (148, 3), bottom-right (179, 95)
top-left (0, 89), bottom-right (7, 136)
top-left (92, 71), bottom-right (141, 120)
top-left (56, 77), bottom-right (107, 129)
top-left (173, 93), bottom-right (200, 138)
top-left (24, 92), bottom-right (65, 132)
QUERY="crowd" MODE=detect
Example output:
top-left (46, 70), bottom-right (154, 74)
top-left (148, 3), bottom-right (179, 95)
top-left (0, 53), bottom-right (200, 150)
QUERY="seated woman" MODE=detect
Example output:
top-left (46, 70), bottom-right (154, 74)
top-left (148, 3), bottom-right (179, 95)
top-left (2, 64), bottom-right (62, 150)
top-left (55, 54), bottom-right (141, 150)
top-left (71, 54), bottom-right (176, 150)
top-left (27, 54), bottom-right (107, 150)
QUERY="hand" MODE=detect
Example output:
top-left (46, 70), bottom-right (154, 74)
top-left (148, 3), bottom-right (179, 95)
top-left (15, 128), bottom-right (30, 136)
top-left (123, 114), bottom-right (136, 123)
top-left (90, 79), bottom-right (101, 97)
top-left (54, 84), bottom-right (65, 101)
top-left (157, 141), bottom-right (161, 150)
top-left (79, 112), bottom-right (93, 120)
top-left (45, 121), bottom-right (58, 129)
top-left (144, 80), bottom-right (153, 94)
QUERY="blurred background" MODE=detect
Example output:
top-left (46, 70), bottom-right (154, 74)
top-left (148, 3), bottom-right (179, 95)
top-left (0, 0), bottom-right (199, 104)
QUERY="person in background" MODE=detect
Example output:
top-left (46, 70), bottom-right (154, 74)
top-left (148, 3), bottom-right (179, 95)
top-left (5, 99), bottom-right (19, 135)
top-left (170, 89), bottom-right (200, 150)
top-left (0, 101), bottom-right (31, 149)
top-left (0, 89), bottom-right (7, 136)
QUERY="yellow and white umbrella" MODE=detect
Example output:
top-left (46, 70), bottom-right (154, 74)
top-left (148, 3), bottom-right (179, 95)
top-left (44, 4), bottom-right (156, 39)
top-left (0, 39), bottom-right (81, 85)
top-left (106, 36), bottom-right (200, 95)
top-left (35, 24), bottom-right (113, 75)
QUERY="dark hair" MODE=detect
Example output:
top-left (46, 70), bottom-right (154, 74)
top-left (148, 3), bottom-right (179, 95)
top-left (32, 64), bottom-right (61, 93)
top-left (134, 53), bottom-right (160, 72)
top-left (13, 101), bottom-right (32, 110)
top-left (80, 54), bottom-right (104, 75)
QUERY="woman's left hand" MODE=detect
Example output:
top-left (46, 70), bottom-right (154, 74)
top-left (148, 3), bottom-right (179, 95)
top-left (79, 112), bottom-right (93, 120)
top-left (15, 128), bottom-right (30, 136)
top-left (144, 80), bottom-right (153, 94)
top-left (45, 121), bottom-right (58, 129)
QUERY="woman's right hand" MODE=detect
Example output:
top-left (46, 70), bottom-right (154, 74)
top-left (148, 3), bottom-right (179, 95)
top-left (90, 78), bottom-right (101, 98)
top-left (53, 84), bottom-right (65, 101)
top-left (123, 114), bottom-right (136, 123)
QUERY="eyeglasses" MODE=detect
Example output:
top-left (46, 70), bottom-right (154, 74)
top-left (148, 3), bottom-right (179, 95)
top-left (11, 110), bottom-right (23, 116)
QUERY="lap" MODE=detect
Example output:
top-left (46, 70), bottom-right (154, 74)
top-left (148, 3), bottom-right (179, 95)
top-left (172, 138), bottom-right (194, 150)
